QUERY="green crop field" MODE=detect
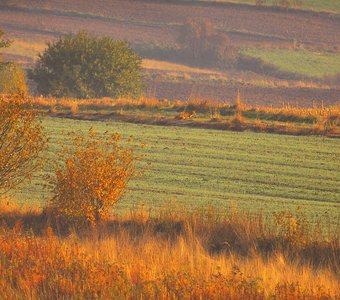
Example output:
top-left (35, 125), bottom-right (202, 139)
top-left (13, 117), bottom-right (340, 220)
top-left (241, 48), bottom-right (340, 78)
top-left (210, 0), bottom-right (340, 14)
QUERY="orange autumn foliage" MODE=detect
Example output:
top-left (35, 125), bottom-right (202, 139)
top-left (50, 129), bottom-right (137, 225)
top-left (0, 204), bottom-right (338, 299)
top-left (0, 94), bottom-right (46, 193)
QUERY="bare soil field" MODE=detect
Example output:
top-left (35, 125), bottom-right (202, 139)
top-left (1, 1), bottom-right (339, 106)
top-left (2, 1), bottom-right (340, 49)
top-left (145, 79), bottom-right (340, 107)
top-left (0, 8), bottom-right (177, 46)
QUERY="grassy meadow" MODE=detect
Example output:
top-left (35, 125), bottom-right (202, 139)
top-left (242, 48), bottom-right (340, 78)
top-left (13, 116), bottom-right (339, 222)
top-left (211, 0), bottom-right (340, 14)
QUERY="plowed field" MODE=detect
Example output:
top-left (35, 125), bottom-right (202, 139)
top-left (1, 1), bottom-right (340, 48)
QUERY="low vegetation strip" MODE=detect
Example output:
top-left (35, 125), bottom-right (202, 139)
top-left (33, 97), bottom-right (340, 137)
top-left (0, 204), bottom-right (338, 299)
top-left (15, 117), bottom-right (340, 222)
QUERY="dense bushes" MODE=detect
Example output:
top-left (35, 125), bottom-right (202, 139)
top-left (0, 94), bottom-right (46, 193)
top-left (0, 29), bottom-right (28, 95)
top-left (0, 63), bottom-right (28, 95)
top-left (30, 31), bottom-right (143, 99)
top-left (50, 129), bottom-right (137, 225)
top-left (178, 20), bottom-right (237, 68)
top-left (0, 29), bottom-right (10, 64)
top-left (0, 30), bottom-right (44, 193)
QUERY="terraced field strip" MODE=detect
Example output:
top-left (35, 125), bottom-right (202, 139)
top-left (15, 117), bottom-right (340, 220)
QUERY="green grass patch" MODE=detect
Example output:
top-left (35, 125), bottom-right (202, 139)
top-left (12, 117), bottom-right (340, 221)
top-left (300, 0), bottom-right (340, 13)
top-left (206, 0), bottom-right (340, 14)
top-left (241, 48), bottom-right (340, 78)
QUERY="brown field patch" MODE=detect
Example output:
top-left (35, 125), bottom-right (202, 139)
top-left (145, 79), bottom-right (340, 107)
top-left (1, 1), bottom-right (340, 50)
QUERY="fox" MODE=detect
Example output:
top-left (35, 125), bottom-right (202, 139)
top-left (175, 110), bottom-right (196, 120)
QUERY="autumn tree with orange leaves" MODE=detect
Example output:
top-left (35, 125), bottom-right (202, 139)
top-left (0, 94), bottom-right (46, 193)
top-left (50, 129), bottom-right (137, 225)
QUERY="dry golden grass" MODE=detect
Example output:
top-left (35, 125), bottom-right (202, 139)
top-left (142, 59), bottom-right (225, 75)
top-left (31, 96), bottom-right (340, 136)
top-left (0, 202), bottom-right (339, 299)
top-left (32, 96), bottom-right (340, 118)
top-left (254, 104), bottom-right (340, 119)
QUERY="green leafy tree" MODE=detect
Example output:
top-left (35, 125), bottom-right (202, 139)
top-left (30, 31), bottom-right (143, 99)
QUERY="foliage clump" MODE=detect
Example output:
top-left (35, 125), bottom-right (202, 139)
top-left (0, 94), bottom-right (46, 193)
top-left (0, 29), bottom-right (10, 65)
top-left (50, 129), bottom-right (137, 225)
top-left (178, 20), bottom-right (237, 68)
top-left (0, 29), bottom-right (27, 95)
top-left (30, 31), bottom-right (143, 99)
top-left (0, 63), bottom-right (28, 95)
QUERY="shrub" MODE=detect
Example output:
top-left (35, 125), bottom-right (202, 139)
top-left (178, 20), bottom-right (237, 68)
top-left (30, 31), bottom-right (143, 99)
top-left (0, 94), bottom-right (46, 193)
top-left (0, 29), bottom-right (10, 65)
top-left (0, 63), bottom-right (28, 95)
top-left (50, 129), bottom-right (137, 225)
top-left (231, 91), bottom-right (245, 127)
top-left (274, 210), bottom-right (308, 247)
top-left (0, 29), bottom-right (27, 95)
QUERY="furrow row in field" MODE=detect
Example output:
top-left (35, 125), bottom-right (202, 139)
top-left (139, 134), bottom-right (340, 159)
top-left (141, 162), bottom-right (340, 193)
top-left (126, 181), bottom-right (340, 208)
top-left (140, 158), bottom-right (339, 182)
top-left (141, 147), bottom-right (339, 173)
top-left (112, 125), bottom-right (340, 157)
top-left (135, 172), bottom-right (338, 203)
